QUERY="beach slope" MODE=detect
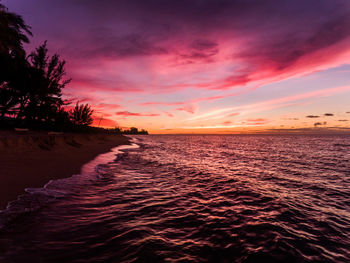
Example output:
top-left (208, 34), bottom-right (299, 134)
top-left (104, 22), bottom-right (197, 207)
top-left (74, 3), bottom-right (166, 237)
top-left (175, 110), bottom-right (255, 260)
top-left (0, 131), bottom-right (130, 209)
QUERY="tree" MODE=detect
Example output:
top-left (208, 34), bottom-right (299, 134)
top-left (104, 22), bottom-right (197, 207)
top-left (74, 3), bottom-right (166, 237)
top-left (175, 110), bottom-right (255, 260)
top-left (140, 129), bottom-right (148, 135)
top-left (0, 4), bottom-right (32, 59)
top-left (114, 127), bottom-right (122, 134)
top-left (129, 127), bottom-right (139, 134)
top-left (0, 3), bottom-right (32, 117)
top-left (0, 82), bottom-right (17, 117)
top-left (70, 102), bottom-right (94, 126)
top-left (20, 41), bottom-right (71, 125)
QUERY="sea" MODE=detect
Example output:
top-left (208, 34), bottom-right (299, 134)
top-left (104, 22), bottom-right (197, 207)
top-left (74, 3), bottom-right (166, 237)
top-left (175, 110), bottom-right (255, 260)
top-left (0, 135), bottom-right (349, 262)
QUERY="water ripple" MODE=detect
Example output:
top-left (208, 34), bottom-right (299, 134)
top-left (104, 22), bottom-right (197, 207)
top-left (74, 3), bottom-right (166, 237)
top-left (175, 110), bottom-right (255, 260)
top-left (1, 135), bottom-right (350, 262)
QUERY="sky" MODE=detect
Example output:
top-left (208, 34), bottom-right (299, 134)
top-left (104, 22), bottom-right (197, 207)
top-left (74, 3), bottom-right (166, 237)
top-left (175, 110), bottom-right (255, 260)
top-left (3, 0), bottom-right (350, 133)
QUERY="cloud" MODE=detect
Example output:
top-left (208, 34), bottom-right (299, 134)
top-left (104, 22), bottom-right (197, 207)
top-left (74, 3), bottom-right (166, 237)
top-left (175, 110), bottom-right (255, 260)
top-left (140, 101), bottom-right (184, 106)
top-left (176, 104), bottom-right (197, 114)
top-left (306, 115), bottom-right (320, 118)
top-left (245, 118), bottom-right (270, 125)
top-left (7, 0), bottom-right (350, 128)
top-left (324, 113), bottom-right (334, 116)
top-left (164, 111), bottom-right (174, 117)
top-left (283, 117), bottom-right (299, 120)
top-left (115, 111), bottom-right (160, 117)
top-left (177, 39), bottom-right (219, 64)
top-left (227, 112), bottom-right (240, 117)
top-left (79, 33), bottom-right (168, 59)
top-left (10, 0), bottom-right (350, 97)
top-left (140, 87), bottom-right (257, 109)
top-left (187, 85), bottom-right (350, 122)
top-left (338, 119), bottom-right (348, 122)
top-left (95, 103), bottom-right (122, 110)
top-left (314, 122), bottom-right (327, 127)
top-left (222, 121), bottom-right (232, 125)
top-left (92, 116), bottom-right (118, 127)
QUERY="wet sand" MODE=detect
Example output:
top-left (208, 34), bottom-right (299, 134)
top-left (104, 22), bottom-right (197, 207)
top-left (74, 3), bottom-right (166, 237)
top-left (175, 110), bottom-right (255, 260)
top-left (0, 131), bottom-right (130, 209)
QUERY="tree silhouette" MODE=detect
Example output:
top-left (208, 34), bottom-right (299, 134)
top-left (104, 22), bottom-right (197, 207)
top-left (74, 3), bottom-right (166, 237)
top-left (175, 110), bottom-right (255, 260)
top-left (0, 4), bottom-right (32, 58)
top-left (129, 127), bottom-right (139, 134)
top-left (0, 84), bottom-right (17, 117)
top-left (0, 3), bottom-right (32, 117)
top-left (20, 41), bottom-right (71, 126)
top-left (70, 102), bottom-right (94, 126)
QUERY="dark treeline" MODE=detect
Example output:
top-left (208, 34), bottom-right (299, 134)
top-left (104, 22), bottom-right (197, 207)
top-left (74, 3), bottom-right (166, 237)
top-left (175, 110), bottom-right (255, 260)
top-left (118, 127), bottom-right (148, 135)
top-left (0, 3), bottom-right (148, 134)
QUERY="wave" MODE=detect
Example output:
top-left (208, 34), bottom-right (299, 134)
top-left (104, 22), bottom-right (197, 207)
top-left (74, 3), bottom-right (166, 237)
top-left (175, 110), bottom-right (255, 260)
top-left (1, 135), bottom-right (349, 262)
top-left (0, 141), bottom-right (139, 230)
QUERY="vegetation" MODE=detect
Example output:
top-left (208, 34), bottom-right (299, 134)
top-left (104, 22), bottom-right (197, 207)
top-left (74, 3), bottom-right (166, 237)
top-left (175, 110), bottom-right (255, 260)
top-left (122, 127), bottom-right (148, 135)
top-left (70, 102), bottom-right (94, 126)
top-left (0, 3), bottom-right (148, 134)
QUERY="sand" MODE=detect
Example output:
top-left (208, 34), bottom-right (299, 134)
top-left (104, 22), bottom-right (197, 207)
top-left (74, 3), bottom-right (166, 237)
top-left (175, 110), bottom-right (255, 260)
top-left (0, 131), bottom-right (130, 209)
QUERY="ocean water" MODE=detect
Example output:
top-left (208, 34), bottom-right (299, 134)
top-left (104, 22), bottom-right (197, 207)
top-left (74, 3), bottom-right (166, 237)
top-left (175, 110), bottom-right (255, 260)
top-left (0, 135), bottom-right (350, 262)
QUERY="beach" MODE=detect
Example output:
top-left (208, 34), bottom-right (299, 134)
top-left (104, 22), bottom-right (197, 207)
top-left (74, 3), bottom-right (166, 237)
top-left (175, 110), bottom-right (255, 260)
top-left (0, 131), bottom-right (130, 209)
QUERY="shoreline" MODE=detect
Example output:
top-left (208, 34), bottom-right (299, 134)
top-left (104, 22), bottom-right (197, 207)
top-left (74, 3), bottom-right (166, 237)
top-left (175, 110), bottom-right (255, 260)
top-left (0, 131), bottom-right (130, 209)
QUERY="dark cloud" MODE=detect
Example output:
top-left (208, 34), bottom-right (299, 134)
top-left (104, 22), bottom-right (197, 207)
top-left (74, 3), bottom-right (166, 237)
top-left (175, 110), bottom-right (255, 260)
top-left (338, 119), bottom-right (348, 122)
top-left (314, 122), bottom-right (327, 127)
top-left (11, 0), bottom-right (350, 60)
top-left (306, 115), bottom-right (320, 118)
top-left (178, 39), bottom-right (219, 64)
top-left (79, 33), bottom-right (168, 59)
top-left (283, 117), bottom-right (299, 120)
top-left (324, 113), bottom-right (334, 116)
top-left (191, 39), bottom-right (218, 51)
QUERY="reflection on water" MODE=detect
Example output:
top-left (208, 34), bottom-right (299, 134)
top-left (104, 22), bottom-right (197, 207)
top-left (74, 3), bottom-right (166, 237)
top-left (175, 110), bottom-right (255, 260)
top-left (1, 135), bottom-right (350, 262)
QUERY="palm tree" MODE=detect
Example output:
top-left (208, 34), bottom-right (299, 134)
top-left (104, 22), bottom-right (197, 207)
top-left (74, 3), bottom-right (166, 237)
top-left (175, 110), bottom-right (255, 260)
top-left (0, 3), bottom-right (32, 80)
top-left (70, 102), bottom-right (94, 126)
top-left (0, 3), bottom-right (32, 118)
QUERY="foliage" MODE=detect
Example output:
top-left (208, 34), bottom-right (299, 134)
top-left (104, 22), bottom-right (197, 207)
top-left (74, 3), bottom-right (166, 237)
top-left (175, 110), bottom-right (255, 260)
top-left (0, 2), bottom-right (148, 134)
top-left (0, 3), bottom-right (32, 117)
top-left (21, 41), bottom-right (71, 125)
top-left (70, 102), bottom-right (94, 126)
top-left (0, 4), bottom-right (32, 58)
top-left (122, 127), bottom-right (148, 135)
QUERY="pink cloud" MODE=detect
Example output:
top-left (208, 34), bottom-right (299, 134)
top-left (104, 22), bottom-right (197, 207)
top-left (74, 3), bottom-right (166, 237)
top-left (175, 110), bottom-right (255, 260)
top-left (92, 116), bottom-right (118, 128)
top-left (11, 0), bottom-right (350, 130)
top-left (188, 85), bottom-right (350, 122)
top-left (244, 118), bottom-right (270, 125)
top-left (227, 112), bottom-right (239, 117)
top-left (222, 121), bottom-right (232, 125)
top-left (140, 101), bottom-right (184, 106)
top-left (115, 111), bottom-right (160, 117)
top-left (94, 103), bottom-right (122, 111)
top-left (140, 87), bottom-right (257, 108)
top-left (164, 112), bottom-right (174, 117)
top-left (175, 104), bottom-right (197, 114)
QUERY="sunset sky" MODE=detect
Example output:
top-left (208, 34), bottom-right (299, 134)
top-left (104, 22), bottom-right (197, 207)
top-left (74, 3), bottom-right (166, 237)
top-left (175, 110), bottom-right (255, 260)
top-left (4, 0), bottom-right (350, 133)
